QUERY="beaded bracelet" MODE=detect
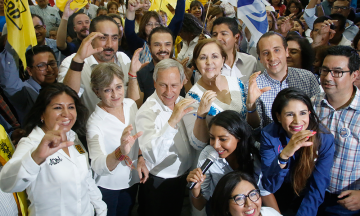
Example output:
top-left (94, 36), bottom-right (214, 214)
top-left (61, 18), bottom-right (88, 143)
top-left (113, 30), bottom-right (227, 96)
top-left (115, 147), bottom-right (126, 161)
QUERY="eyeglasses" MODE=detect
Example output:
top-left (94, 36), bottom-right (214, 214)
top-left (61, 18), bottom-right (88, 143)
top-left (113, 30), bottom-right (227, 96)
top-left (332, 6), bottom-right (349, 10)
top-left (319, 67), bottom-right (351, 78)
top-left (146, 22), bottom-right (161, 28)
top-left (32, 61), bottom-right (58, 71)
top-left (230, 189), bottom-right (260, 206)
top-left (34, 25), bottom-right (45, 31)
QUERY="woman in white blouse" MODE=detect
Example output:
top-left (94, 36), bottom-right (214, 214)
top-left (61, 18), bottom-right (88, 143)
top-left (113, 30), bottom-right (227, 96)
top-left (183, 38), bottom-right (267, 150)
top-left (0, 83), bottom-right (107, 216)
top-left (87, 63), bottom-right (148, 216)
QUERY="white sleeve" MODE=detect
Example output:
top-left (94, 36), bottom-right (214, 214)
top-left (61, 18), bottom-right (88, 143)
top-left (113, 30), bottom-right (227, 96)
top-left (135, 111), bottom-right (178, 170)
top-left (57, 54), bottom-right (74, 83)
top-left (86, 125), bottom-right (114, 176)
top-left (198, 146), bottom-right (213, 201)
top-left (85, 169), bottom-right (107, 216)
top-left (0, 139), bottom-right (40, 193)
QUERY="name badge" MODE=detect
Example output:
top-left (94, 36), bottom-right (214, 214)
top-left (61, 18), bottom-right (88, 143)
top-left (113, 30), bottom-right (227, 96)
top-left (49, 156), bottom-right (62, 166)
top-left (75, 145), bottom-right (85, 154)
top-left (339, 127), bottom-right (351, 138)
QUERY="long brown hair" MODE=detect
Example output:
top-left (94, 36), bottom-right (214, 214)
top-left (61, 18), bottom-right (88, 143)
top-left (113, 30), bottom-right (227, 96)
top-left (271, 88), bottom-right (323, 195)
top-left (138, 11), bottom-right (162, 40)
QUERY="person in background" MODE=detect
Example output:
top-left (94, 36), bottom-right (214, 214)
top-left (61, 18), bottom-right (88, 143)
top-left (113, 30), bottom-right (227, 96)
top-left (107, 1), bottom-right (119, 14)
top-left (97, 6), bottom-right (108, 16)
top-left (187, 111), bottom-right (280, 215)
top-left (284, 0), bottom-right (302, 17)
top-left (87, 63), bottom-right (148, 216)
top-left (269, 0), bottom-right (286, 16)
top-left (159, 10), bottom-right (168, 27)
top-left (267, 11), bottom-right (278, 32)
top-left (261, 88), bottom-right (334, 215)
top-left (211, 172), bottom-right (282, 216)
top-left (290, 19), bottom-right (305, 37)
top-left (30, 0), bottom-right (61, 36)
top-left (313, 45), bottom-right (330, 77)
top-left (313, 46), bottom-right (360, 215)
top-left (49, 27), bottom-right (58, 40)
top-left (285, 33), bottom-right (315, 71)
top-left (57, 0), bottom-right (91, 57)
top-left (0, 83), bottom-right (107, 216)
top-left (84, 0), bottom-right (99, 19)
top-left (189, 0), bottom-right (205, 23)
top-left (108, 13), bottom-right (129, 56)
top-left (205, 5), bottom-right (225, 32)
top-left (0, 0), bottom-right (5, 36)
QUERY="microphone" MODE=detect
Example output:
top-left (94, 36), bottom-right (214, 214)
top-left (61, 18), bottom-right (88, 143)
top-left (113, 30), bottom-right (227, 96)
top-left (187, 147), bottom-right (219, 190)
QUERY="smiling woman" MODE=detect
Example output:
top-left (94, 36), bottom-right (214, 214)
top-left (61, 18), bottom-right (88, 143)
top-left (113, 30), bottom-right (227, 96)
top-left (0, 83), bottom-right (108, 216)
top-left (260, 88), bottom-right (335, 215)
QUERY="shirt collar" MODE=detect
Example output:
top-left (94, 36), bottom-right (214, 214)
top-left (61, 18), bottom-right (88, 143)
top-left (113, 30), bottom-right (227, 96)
top-left (320, 87), bottom-right (360, 110)
top-left (223, 51), bottom-right (243, 69)
top-left (263, 69), bottom-right (289, 85)
top-left (27, 77), bottom-right (42, 92)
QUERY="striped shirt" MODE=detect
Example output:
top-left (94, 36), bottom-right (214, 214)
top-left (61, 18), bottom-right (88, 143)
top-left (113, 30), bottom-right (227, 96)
top-left (312, 87), bottom-right (360, 194)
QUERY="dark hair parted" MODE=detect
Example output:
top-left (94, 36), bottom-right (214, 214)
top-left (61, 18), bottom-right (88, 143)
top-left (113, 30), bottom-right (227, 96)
top-left (211, 171), bottom-right (259, 216)
top-left (191, 38), bottom-right (227, 71)
top-left (138, 11), bottom-right (162, 40)
top-left (292, 19), bottom-right (305, 37)
top-left (31, 14), bottom-right (45, 26)
top-left (256, 31), bottom-right (288, 56)
top-left (23, 83), bottom-right (89, 136)
top-left (208, 110), bottom-right (260, 177)
top-left (148, 26), bottom-right (174, 45)
top-left (96, 6), bottom-right (108, 16)
top-left (190, 0), bottom-right (205, 22)
top-left (285, 33), bottom-right (315, 71)
top-left (313, 15), bottom-right (332, 28)
top-left (271, 88), bottom-right (324, 195)
top-left (107, 1), bottom-right (119, 11)
top-left (181, 13), bottom-right (208, 36)
top-left (325, 45), bottom-right (360, 73)
top-left (284, 0), bottom-right (303, 16)
top-left (26, 45), bottom-right (56, 68)
top-left (90, 15), bottom-right (118, 33)
top-left (211, 17), bottom-right (239, 37)
top-left (268, 0), bottom-right (283, 7)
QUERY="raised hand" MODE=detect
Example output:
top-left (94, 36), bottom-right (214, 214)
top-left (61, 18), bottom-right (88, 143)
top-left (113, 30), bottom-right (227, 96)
top-left (168, 98), bottom-right (196, 128)
top-left (120, 124), bottom-right (143, 155)
top-left (280, 130), bottom-right (316, 159)
top-left (247, 71), bottom-right (270, 110)
top-left (187, 168), bottom-right (206, 195)
top-left (129, 48), bottom-right (149, 76)
top-left (312, 20), bottom-right (336, 48)
top-left (73, 32), bottom-right (104, 63)
top-left (180, 57), bottom-right (194, 84)
top-left (128, 0), bottom-right (147, 12)
top-left (62, 0), bottom-right (78, 20)
top-left (197, 90), bottom-right (217, 117)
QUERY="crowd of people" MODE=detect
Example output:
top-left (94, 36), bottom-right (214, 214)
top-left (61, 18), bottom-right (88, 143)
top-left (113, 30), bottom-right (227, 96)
top-left (0, 0), bottom-right (360, 215)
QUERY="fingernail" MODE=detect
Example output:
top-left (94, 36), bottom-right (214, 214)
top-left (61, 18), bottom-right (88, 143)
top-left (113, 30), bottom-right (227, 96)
top-left (312, 131), bottom-right (317, 135)
top-left (306, 136), bottom-right (309, 139)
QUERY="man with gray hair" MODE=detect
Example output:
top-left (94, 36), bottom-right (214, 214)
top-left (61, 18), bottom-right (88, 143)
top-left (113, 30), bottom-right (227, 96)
top-left (135, 58), bottom-right (200, 215)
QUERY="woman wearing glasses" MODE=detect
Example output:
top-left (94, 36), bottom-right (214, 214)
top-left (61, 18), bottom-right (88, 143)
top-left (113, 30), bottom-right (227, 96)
top-left (260, 88), bottom-right (335, 215)
top-left (186, 110), bottom-right (280, 215)
top-left (211, 171), bottom-right (281, 216)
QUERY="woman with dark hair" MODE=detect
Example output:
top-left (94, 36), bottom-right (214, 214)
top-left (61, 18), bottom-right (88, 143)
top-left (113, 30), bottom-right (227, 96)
top-left (260, 88), bottom-right (335, 215)
top-left (125, 0), bottom-right (185, 62)
top-left (97, 6), bottom-right (108, 16)
top-left (285, 33), bottom-right (315, 71)
top-left (177, 13), bottom-right (209, 63)
top-left (269, 0), bottom-right (286, 16)
top-left (284, 0), bottom-right (302, 17)
top-left (107, 1), bottom-right (119, 14)
top-left (211, 171), bottom-right (281, 216)
top-left (267, 11), bottom-right (278, 32)
top-left (0, 83), bottom-right (107, 215)
top-left (186, 110), bottom-right (279, 214)
top-left (189, 0), bottom-right (205, 23)
top-left (290, 19), bottom-right (305, 37)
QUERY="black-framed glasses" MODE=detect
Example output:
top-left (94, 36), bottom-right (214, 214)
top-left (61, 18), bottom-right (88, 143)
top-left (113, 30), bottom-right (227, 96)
top-left (31, 61), bottom-right (58, 71)
top-left (331, 6), bottom-right (349, 10)
top-left (146, 22), bottom-right (161, 28)
top-left (230, 189), bottom-right (260, 206)
top-left (34, 25), bottom-right (45, 31)
top-left (319, 67), bottom-right (351, 78)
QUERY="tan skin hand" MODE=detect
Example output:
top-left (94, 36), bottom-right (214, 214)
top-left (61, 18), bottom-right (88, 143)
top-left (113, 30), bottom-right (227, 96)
top-left (119, 124), bottom-right (143, 155)
top-left (338, 190), bottom-right (360, 211)
top-left (280, 130), bottom-right (316, 160)
top-left (62, 0), bottom-right (78, 20)
top-left (187, 168), bottom-right (206, 197)
top-left (168, 98), bottom-right (196, 128)
top-left (137, 155), bottom-right (149, 183)
top-left (197, 90), bottom-right (217, 117)
top-left (73, 32), bottom-right (104, 63)
top-left (130, 48), bottom-right (149, 76)
top-left (247, 71), bottom-right (271, 110)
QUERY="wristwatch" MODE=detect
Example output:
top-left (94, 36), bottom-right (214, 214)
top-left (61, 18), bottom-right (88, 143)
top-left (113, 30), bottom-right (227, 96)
top-left (278, 154), bottom-right (289, 165)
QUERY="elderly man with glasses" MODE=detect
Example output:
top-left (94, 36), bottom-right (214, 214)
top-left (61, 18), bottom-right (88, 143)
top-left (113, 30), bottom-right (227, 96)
top-left (312, 45), bottom-right (360, 215)
top-left (304, 0), bottom-right (359, 41)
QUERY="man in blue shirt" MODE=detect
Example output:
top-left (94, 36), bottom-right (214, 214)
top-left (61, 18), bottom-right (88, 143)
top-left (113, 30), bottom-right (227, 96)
top-left (245, 31), bottom-right (320, 128)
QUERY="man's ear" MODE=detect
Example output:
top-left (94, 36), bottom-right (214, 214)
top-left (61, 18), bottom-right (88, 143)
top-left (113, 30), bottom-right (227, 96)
top-left (26, 66), bottom-right (33, 77)
top-left (351, 70), bottom-right (359, 83)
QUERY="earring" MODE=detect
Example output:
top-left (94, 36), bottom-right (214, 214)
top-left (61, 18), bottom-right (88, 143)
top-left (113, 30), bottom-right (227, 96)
top-left (41, 119), bottom-right (44, 123)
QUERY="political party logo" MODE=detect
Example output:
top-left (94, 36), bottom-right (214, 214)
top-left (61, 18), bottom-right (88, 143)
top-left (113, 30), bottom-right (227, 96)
top-left (5, 0), bottom-right (27, 30)
top-left (339, 127), bottom-right (350, 138)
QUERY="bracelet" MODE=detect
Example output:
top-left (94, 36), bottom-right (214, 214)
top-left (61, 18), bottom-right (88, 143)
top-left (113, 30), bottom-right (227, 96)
top-left (138, 154), bottom-right (143, 158)
top-left (115, 147), bottom-right (126, 161)
top-left (129, 76), bottom-right (137, 80)
top-left (128, 72), bottom-right (137, 78)
top-left (278, 153), bottom-right (289, 165)
top-left (193, 113), bottom-right (206, 119)
top-left (247, 107), bottom-right (257, 113)
top-left (70, 59), bottom-right (84, 71)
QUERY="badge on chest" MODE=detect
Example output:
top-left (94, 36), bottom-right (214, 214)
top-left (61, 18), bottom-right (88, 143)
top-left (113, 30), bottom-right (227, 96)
top-left (75, 144), bottom-right (85, 154)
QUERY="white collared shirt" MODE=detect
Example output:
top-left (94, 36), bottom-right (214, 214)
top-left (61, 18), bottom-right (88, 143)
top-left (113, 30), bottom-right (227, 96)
top-left (221, 52), bottom-right (257, 83)
top-left (135, 92), bottom-right (197, 178)
top-left (177, 35), bottom-right (210, 64)
top-left (86, 99), bottom-right (140, 190)
top-left (58, 52), bottom-right (131, 114)
top-left (0, 127), bottom-right (107, 216)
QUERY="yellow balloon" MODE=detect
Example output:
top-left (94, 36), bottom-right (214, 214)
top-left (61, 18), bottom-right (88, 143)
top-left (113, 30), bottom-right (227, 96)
top-left (56, 0), bottom-right (88, 12)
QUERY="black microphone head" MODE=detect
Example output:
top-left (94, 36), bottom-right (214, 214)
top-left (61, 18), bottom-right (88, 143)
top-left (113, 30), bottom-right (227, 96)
top-left (207, 146), bottom-right (219, 162)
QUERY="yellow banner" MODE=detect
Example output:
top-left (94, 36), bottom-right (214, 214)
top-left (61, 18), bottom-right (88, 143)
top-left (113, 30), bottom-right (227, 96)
top-left (4, 0), bottom-right (37, 68)
top-left (56, 0), bottom-right (88, 12)
top-left (149, 0), bottom-right (193, 26)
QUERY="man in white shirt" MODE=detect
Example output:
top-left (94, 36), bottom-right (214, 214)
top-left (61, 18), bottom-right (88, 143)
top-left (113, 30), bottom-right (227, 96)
top-left (58, 16), bottom-right (140, 114)
top-left (211, 17), bottom-right (257, 83)
top-left (135, 58), bottom-right (200, 216)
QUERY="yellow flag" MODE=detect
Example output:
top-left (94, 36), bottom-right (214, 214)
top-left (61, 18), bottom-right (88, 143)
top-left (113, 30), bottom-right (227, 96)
top-left (150, 0), bottom-right (193, 26)
top-left (56, 0), bottom-right (88, 12)
top-left (4, 0), bottom-right (37, 68)
top-left (0, 125), bottom-right (28, 216)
